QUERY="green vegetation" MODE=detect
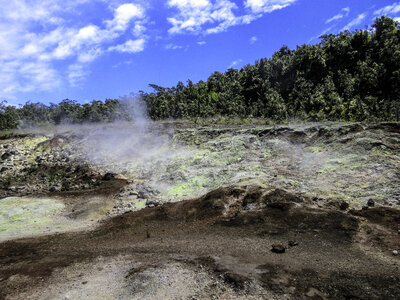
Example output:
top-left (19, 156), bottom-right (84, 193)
top-left (1, 17), bottom-right (400, 130)
top-left (143, 17), bottom-right (400, 122)
top-left (0, 98), bottom-right (128, 130)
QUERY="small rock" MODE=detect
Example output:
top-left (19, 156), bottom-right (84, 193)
top-left (367, 199), bottom-right (375, 207)
top-left (393, 250), bottom-right (399, 256)
top-left (288, 240), bottom-right (298, 247)
top-left (362, 205), bottom-right (369, 210)
top-left (49, 186), bottom-right (56, 192)
top-left (1, 152), bottom-right (11, 160)
top-left (138, 191), bottom-right (147, 199)
top-left (339, 201), bottom-right (349, 211)
top-left (102, 172), bottom-right (116, 181)
top-left (271, 243), bottom-right (286, 254)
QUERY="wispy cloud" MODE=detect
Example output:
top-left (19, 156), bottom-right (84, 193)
top-left (165, 43), bottom-right (183, 50)
top-left (249, 36), bottom-right (258, 44)
top-left (197, 41), bottom-right (206, 45)
top-left (229, 59), bottom-right (243, 68)
top-left (68, 64), bottom-right (88, 87)
top-left (341, 13), bottom-right (367, 31)
top-left (244, 0), bottom-right (297, 14)
top-left (374, 2), bottom-right (400, 16)
top-left (0, 1), bottom-right (148, 98)
top-left (109, 39), bottom-right (146, 53)
top-left (326, 7), bottom-right (350, 24)
top-left (167, 0), bottom-right (296, 35)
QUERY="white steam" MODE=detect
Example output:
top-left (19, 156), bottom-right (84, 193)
top-left (80, 94), bottom-right (182, 176)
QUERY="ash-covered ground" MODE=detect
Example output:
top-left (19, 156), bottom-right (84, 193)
top-left (0, 121), bottom-right (399, 299)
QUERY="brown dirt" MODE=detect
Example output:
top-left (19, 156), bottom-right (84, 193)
top-left (1, 184), bottom-right (399, 299)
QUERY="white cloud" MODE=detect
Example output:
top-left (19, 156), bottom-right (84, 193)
top-left (68, 64), bottom-right (88, 87)
top-left (326, 7), bottom-right (350, 24)
top-left (166, 0), bottom-right (256, 35)
top-left (165, 43), bottom-right (183, 50)
top-left (250, 36), bottom-right (258, 44)
top-left (205, 1), bottom-right (258, 34)
top-left (244, 0), bottom-right (297, 14)
top-left (197, 41), bottom-right (206, 45)
top-left (132, 22), bottom-right (146, 37)
top-left (229, 59), bottom-right (242, 68)
top-left (106, 3), bottom-right (144, 31)
top-left (167, 0), bottom-right (295, 35)
top-left (109, 39), bottom-right (146, 53)
top-left (0, 1), bottom-right (148, 99)
top-left (167, 0), bottom-right (214, 34)
top-left (78, 48), bottom-right (103, 63)
top-left (374, 2), bottom-right (400, 16)
top-left (112, 60), bottom-right (133, 68)
top-left (308, 24), bottom-right (335, 43)
top-left (341, 13), bottom-right (367, 31)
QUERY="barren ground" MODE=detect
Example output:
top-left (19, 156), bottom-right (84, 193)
top-left (0, 121), bottom-right (399, 299)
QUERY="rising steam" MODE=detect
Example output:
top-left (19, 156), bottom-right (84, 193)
top-left (80, 94), bottom-right (182, 176)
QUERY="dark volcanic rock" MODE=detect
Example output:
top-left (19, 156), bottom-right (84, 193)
top-left (271, 244), bottom-right (286, 253)
top-left (339, 201), bottom-right (349, 211)
top-left (102, 172), bottom-right (117, 181)
top-left (1, 152), bottom-right (11, 160)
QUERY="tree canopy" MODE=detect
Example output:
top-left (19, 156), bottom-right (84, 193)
top-left (1, 16), bottom-right (399, 130)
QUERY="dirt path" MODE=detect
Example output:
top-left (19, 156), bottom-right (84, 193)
top-left (1, 185), bottom-right (399, 299)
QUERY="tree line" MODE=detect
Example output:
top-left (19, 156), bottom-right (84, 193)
top-left (0, 99), bottom-right (129, 130)
top-left (1, 16), bottom-right (399, 130)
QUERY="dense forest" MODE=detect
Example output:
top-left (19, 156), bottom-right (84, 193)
top-left (1, 16), bottom-right (399, 130)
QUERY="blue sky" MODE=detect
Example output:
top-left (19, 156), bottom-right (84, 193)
top-left (1, 0), bottom-right (400, 105)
